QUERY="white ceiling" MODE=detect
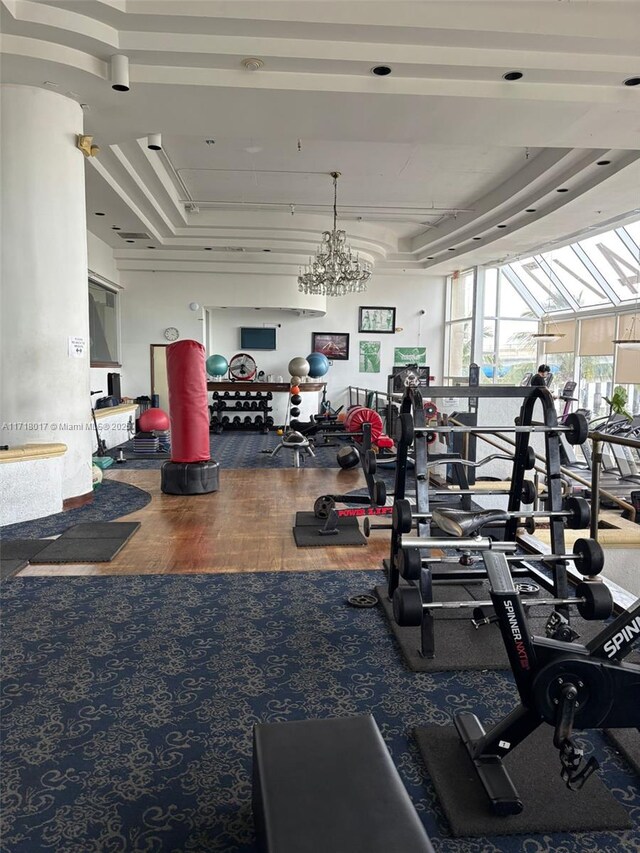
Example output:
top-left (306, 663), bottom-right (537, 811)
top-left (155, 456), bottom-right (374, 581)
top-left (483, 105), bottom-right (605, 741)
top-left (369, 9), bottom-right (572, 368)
top-left (1, 0), bottom-right (639, 277)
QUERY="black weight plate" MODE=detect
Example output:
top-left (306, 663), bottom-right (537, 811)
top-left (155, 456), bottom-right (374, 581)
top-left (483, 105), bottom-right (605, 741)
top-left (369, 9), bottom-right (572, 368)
top-left (565, 412), bottom-right (588, 445)
top-left (372, 479), bottom-right (387, 507)
top-left (392, 499), bottom-right (413, 534)
top-left (313, 495), bottom-right (335, 519)
top-left (363, 450), bottom-right (377, 476)
top-left (565, 496), bottom-right (590, 530)
top-left (572, 537), bottom-right (604, 576)
top-left (576, 581), bottom-right (613, 620)
top-left (524, 445), bottom-right (536, 470)
top-left (392, 586), bottom-right (423, 627)
top-left (521, 479), bottom-right (536, 504)
top-left (347, 593), bottom-right (379, 609)
top-left (398, 547), bottom-right (422, 581)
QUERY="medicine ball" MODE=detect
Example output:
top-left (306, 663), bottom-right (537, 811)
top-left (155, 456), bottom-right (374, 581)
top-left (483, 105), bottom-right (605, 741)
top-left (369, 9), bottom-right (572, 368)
top-left (291, 394), bottom-right (302, 405)
top-left (290, 407), bottom-right (301, 418)
top-left (139, 407), bottom-right (170, 432)
top-left (337, 445), bottom-right (360, 469)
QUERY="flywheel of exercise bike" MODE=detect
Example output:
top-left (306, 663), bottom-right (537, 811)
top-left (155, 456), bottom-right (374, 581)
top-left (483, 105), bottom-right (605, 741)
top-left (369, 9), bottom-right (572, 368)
top-left (229, 352), bottom-right (257, 381)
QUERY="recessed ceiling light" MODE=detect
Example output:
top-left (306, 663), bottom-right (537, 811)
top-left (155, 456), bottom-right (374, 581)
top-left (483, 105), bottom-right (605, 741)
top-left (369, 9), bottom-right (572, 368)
top-left (205, 139), bottom-right (215, 146)
top-left (126, 239), bottom-right (134, 243)
top-left (426, 256), bottom-right (435, 260)
top-left (448, 247), bottom-right (456, 251)
top-left (596, 160), bottom-right (611, 166)
top-left (503, 71), bottom-right (523, 81)
top-left (556, 188), bottom-right (569, 193)
top-left (94, 212), bottom-right (105, 216)
top-left (623, 76), bottom-right (640, 86)
top-left (262, 249), bottom-right (271, 252)
top-left (147, 246), bottom-right (155, 249)
top-left (112, 226), bottom-right (121, 230)
top-left (472, 237), bottom-right (482, 241)
top-left (525, 208), bottom-right (537, 213)
top-left (204, 247), bottom-right (212, 251)
top-left (497, 224), bottom-right (507, 228)
top-left (371, 65), bottom-right (392, 76)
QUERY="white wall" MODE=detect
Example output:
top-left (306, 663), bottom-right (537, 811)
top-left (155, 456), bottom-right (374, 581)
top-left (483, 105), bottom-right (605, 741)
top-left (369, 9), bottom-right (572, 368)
top-left (118, 271), bottom-right (446, 406)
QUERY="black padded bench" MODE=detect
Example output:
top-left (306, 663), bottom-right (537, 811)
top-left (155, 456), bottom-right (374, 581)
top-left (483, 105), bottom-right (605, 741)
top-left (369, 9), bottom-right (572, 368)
top-left (252, 714), bottom-right (434, 853)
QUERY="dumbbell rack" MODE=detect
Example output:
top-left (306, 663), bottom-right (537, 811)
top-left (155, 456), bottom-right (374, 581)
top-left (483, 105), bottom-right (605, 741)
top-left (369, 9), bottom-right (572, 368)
top-left (210, 390), bottom-right (274, 434)
top-left (389, 386), bottom-right (580, 659)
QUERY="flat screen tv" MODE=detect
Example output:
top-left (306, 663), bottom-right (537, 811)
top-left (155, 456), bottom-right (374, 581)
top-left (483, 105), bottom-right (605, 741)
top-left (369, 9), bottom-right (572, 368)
top-left (240, 327), bottom-right (277, 350)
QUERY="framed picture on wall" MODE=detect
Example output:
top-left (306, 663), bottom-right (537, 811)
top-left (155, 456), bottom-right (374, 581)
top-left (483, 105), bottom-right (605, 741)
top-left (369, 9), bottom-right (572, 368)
top-left (358, 306), bottom-right (396, 334)
top-left (311, 332), bottom-right (350, 361)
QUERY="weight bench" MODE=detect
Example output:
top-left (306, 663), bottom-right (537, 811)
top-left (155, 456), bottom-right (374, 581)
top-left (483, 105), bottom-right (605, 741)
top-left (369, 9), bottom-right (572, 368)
top-left (253, 715), bottom-right (434, 853)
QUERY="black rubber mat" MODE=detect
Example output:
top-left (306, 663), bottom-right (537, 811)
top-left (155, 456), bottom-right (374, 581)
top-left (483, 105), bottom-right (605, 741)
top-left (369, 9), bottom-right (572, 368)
top-left (0, 559), bottom-right (28, 580)
top-left (605, 729), bottom-right (640, 778)
top-left (294, 511), bottom-right (359, 528)
top-left (293, 524), bottom-right (366, 548)
top-left (31, 522), bottom-right (140, 563)
top-left (0, 539), bottom-right (54, 560)
top-left (415, 725), bottom-right (631, 836)
top-left (59, 522), bottom-right (141, 539)
top-left (376, 582), bottom-right (602, 672)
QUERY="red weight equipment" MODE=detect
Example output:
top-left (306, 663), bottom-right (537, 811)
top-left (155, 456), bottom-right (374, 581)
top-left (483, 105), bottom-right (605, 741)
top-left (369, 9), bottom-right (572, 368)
top-left (424, 401), bottom-right (438, 419)
top-left (139, 407), bottom-right (170, 432)
top-left (343, 406), bottom-right (384, 444)
top-left (166, 340), bottom-right (210, 462)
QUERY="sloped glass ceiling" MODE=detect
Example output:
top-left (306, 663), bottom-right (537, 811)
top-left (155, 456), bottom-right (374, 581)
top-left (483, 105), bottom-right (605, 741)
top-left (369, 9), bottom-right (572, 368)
top-left (500, 221), bottom-right (640, 315)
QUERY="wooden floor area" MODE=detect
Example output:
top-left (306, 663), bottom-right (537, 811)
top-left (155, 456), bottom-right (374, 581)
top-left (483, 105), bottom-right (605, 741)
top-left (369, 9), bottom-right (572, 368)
top-left (20, 468), bottom-right (391, 576)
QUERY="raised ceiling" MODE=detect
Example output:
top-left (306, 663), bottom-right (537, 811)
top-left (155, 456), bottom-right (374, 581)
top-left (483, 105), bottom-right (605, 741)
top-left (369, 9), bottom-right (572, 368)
top-left (1, 0), bottom-right (639, 277)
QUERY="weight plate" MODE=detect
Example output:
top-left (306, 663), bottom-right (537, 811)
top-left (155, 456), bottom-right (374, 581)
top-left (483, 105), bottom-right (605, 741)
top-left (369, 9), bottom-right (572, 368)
top-left (363, 449), bottom-right (377, 477)
top-left (372, 478), bottom-right (387, 507)
top-left (572, 537), bottom-right (604, 575)
top-left (515, 581), bottom-right (540, 595)
top-left (392, 499), bottom-right (413, 534)
top-left (314, 495), bottom-right (335, 519)
top-left (564, 496), bottom-right (590, 530)
top-left (576, 581), bottom-right (613, 621)
top-left (347, 593), bottom-right (379, 609)
top-left (362, 517), bottom-right (371, 537)
top-left (521, 479), bottom-right (537, 505)
top-left (565, 412), bottom-right (588, 445)
top-left (424, 401), bottom-right (438, 419)
top-left (392, 586), bottom-right (423, 627)
top-left (524, 446), bottom-right (536, 470)
top-left (398, 547), bottom-right (422, 581)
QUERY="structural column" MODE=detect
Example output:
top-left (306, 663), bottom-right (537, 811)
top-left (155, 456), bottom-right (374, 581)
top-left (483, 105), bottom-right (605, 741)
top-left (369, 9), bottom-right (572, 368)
top-left (1, 85), bottom-right (93, 505)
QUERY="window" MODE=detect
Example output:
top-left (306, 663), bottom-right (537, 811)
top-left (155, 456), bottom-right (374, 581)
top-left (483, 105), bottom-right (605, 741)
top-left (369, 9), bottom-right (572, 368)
top-left (578, 231), bottom-right (640, 302)
top-left (444, 269), bottom-right (475, 383)
top-left (577, 356), bottom-right (613, 419)
top-left (89, 279), bottom-right (120, 366)
top-left (481, 270), bottom-right (537, 384)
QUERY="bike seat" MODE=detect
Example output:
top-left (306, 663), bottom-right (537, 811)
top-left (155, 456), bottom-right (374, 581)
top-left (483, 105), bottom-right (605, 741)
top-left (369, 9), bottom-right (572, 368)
top-left (431, 507), bottom-right (510, 538)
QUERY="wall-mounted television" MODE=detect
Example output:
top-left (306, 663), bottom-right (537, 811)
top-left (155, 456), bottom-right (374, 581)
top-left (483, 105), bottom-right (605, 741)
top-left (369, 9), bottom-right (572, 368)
top-left (240, 327), bottom-right (277, 350)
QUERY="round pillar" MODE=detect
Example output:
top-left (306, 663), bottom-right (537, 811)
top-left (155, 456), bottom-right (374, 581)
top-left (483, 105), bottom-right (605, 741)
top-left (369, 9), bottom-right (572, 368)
top-left (1, 85), bottom-right (93, 505)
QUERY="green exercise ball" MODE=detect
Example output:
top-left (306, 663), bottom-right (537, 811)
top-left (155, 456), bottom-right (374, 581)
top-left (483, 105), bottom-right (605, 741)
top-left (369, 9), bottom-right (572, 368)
top-left (206, 354), bottom-right (228, 377)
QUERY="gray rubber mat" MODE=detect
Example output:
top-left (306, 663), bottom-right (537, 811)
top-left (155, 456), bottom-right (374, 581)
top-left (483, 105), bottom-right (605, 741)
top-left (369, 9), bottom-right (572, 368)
top-left (415, 725), bottom-right (631, 836)
top-left (59, 522), bottom-right (141, 539)
top-left (605, 728), bottom-right (640, 778)
top-left (293, 525), bottom-right (366, 548)
top-left (0, 539), bottom-right (54, 560)
top-left (0, 559), bottom-right (28, 580)
top-left (31, 522), bottom-right (140, 563)
top-left (376, 582), bottom-right (602, 672)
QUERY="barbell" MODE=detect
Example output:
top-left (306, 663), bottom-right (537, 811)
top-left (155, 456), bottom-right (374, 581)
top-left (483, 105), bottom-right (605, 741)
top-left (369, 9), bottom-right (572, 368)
top-left (398, 536), bottom-right (604, 581)
top-left (393, 580), bottom-right (613, 627)
top-left (395, 411), bottom-right (588, 447)
top-left (393, 495), bottom-right (590, 536)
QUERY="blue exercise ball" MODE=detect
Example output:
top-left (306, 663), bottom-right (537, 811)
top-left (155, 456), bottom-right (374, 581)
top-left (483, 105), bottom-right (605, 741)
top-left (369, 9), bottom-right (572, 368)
top-left (306, 352), bottom-right (330, 378)
top-left (206, 354), bottom-right (228, 377)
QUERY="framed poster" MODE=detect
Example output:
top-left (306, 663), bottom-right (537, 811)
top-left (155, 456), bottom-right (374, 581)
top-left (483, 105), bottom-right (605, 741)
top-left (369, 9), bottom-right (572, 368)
top-left (311, 332), bottom-right (350, 361)
top-left (358, 306), bottom-right (396, 334)
top-left (359, 340), bottom-right (381, 373)
top-left (394, 346), bottom-right (426, 366)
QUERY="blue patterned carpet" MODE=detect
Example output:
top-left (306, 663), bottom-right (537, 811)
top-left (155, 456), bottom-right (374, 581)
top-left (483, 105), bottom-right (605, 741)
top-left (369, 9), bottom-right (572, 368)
top-left (109, 433), bottom-right (343, 469)
top-left (2, 571), bottom-right (639, 853)
top-left (0, 480), bottom-right (152, 540)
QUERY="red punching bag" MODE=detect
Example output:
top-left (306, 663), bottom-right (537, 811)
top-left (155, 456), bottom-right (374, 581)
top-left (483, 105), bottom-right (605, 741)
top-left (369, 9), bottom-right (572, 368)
top-left (166, 340), bottom-right (210, 463)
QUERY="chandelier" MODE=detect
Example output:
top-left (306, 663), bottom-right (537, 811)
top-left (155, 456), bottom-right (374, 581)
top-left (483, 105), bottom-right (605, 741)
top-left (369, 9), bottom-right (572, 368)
top-left (298, 171), bottom-right (372, 296)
